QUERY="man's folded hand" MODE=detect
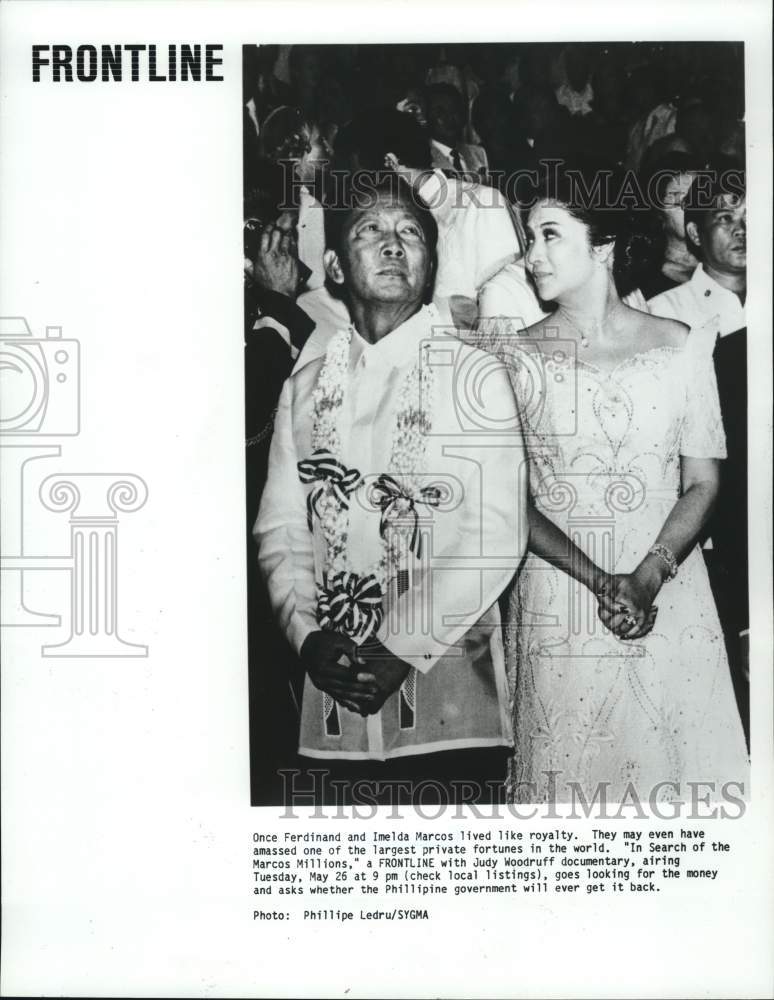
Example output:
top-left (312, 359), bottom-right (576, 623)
top-left (300, 631), bottom-right (377, 715)
top-left (355, 639), bottom-right (412, 716)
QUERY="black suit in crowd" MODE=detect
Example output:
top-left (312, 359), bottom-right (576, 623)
top-left (711, 327), bottom-right (749, 745)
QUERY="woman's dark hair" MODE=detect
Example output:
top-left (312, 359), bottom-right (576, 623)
top-left (521, 164), bottom-right (660, 297)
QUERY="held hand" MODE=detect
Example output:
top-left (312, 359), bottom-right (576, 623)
top-left (300, 631), bottom-right (378, 714)
top-left (251, 223), bottom-right (300, 299)
top-left (596, 571), bottom-right (660, 641)
top-left (353, 639), bottom-right (412, 716)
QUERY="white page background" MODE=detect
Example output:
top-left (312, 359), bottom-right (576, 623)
top-left (1, 2), bottom-right (772, 997)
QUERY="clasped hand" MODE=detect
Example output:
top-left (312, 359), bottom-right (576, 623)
top-left (300, 631), bottom-right (411, 716)
top-left (596, 571), bottom-right (659, 641)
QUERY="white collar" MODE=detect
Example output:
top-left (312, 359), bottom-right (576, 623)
top-left (689, 263), bottom-right (744, 301)
top-left (431, 138), bottom-right (455, 157)
top-left (347, 304), bottom-right (439, 369)
top-left (558, 80), bottom-right (593, 98)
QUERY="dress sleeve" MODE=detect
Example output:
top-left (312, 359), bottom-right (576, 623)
top-left (680, 336), bottom-right (727, 459)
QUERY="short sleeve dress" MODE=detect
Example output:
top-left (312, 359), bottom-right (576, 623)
top-left (497, 333), bottom-right (749, 804)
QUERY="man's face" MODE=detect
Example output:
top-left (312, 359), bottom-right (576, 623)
top-left (327, 193), bottom-right (433, 307)
top-left (693, 194), bottom-right (746, 276)
top-left (426, 92), bottom-right (463, 146)
top-left (660, 172), bottom-right (697, 241)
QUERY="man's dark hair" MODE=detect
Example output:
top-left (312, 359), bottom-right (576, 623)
top-left (425, 82), bottom-right (465, 115)
top-left (337, 108), bottom-right (432, 171)
top-left (682, 161), bottom-right (745, 247)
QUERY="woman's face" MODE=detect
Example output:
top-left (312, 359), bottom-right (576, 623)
top-left (524, 201), bottom-right (597, 301)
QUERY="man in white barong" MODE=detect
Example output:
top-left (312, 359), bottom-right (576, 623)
top-left (254, 178), bottom-right (528, 804)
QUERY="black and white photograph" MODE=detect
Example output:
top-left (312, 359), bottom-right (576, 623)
top-left (243, 41), bottom-right (751, 810)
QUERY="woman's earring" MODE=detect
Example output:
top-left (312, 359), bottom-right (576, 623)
top-left (593, 244), bottom-right (614, 266)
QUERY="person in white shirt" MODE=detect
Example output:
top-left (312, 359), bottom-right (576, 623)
top-left (293, 108), bottom-right (523, 372)
top-left (648, 171), bottom-right (746, 354)
top-left (255, 179), bottom-right (528, 805)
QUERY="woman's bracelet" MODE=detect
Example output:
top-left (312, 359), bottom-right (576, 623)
top-left (647, 543), bottom-right (678, 580)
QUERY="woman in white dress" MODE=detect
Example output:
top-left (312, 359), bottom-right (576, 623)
top-left (492, 172), bottom-right (748, 804)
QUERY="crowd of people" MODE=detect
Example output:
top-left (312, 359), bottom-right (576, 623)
top-left (243, 42), bottom-right (749, 807)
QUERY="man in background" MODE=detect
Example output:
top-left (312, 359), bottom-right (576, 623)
top-left (649, 168), bottom-right (745, 353)
top-left (649, 168), bottom-right (748, 745)
top-left (425, 82), bottom-right (489, 179)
